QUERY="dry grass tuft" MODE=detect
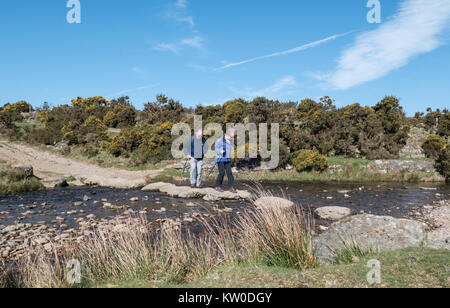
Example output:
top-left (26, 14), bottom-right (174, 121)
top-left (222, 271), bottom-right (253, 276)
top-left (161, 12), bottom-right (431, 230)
top-left (239, 185), bottom-right (316, 269)
top-left (5, 189), bottom-right (317, 288)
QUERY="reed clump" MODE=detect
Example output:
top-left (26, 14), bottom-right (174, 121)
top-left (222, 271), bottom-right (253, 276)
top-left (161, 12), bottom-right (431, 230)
top-left (3, 190), bottom-right (316, 288)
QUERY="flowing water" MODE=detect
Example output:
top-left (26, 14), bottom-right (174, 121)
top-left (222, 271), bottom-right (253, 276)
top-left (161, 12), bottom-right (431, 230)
top-left (1, 182), bottom-right (449, 228)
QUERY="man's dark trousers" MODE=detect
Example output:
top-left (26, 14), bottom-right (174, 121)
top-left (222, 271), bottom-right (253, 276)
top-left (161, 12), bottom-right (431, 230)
top-left (215, 162), bottom-right (234, 188)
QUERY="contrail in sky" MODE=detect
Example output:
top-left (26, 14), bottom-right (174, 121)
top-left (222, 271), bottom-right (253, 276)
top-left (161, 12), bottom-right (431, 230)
top-left (216, 31), bottom-right (354, 70)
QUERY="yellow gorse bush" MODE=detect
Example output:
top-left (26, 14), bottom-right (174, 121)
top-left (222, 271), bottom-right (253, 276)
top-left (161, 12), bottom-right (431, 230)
top-left (71, 96), bottom-right (111, 109)
top-left (293, 150), bottom-right (328, 172)
top-left (106, 122), bottom-right (174, 162)
top-left (1, 101), bottom-right (31, 113)
top-left (422, 135), bottom-right (448, 159)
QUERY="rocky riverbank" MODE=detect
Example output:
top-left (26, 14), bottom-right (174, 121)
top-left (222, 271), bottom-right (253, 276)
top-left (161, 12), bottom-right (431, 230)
top-left (0, 186), bottom-right (246, 261)
top-left (1, 183), bottom-right (449, 263)
top-left (415, 199), bottom-right (450, 250)
top-left (0, 200), bottom-right (237, 261)
top-left (312, 198), bottom-right (450, 263)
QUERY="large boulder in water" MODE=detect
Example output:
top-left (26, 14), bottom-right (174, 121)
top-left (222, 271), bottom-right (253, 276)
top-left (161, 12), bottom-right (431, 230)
top-left (313, 214), bottom-right (427, 263)
top-left (315, 206), bottom-right (352, 221)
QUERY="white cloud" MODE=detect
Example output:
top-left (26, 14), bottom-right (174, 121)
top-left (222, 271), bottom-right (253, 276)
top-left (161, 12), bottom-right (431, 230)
top-left (156, 1), bottom-right (204, 55)
top-left (154, 42), bottom-right (180, 54)
top-left (175, 0), bottom-right (187, 9)
top-left (180, 36), bottom-right (204, 49)
top-left (324, 0), bottom-right (450, 90)
top-left (217, 32), bottom-right (351, 70)
top-left (177, 16), bottom-right (195, 28)
top-left (154, 36), bottom-right (204, 54)
top-left (131, 66), bottom-right (145, 75)
top-left (229, 76), bottom-right (297, 98)
top-left (166, 0), bottom-right (195, 28)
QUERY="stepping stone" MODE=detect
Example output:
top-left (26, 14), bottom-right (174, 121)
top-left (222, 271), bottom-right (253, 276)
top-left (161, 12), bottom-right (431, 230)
top-left (254, 196), bottom-right (294, 210)
top-left (315, 206), bottom-right (352, 221)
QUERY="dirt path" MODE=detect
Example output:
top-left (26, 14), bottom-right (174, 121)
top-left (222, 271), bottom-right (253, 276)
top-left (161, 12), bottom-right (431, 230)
top-left (0, 140), bottom-right (163, 188)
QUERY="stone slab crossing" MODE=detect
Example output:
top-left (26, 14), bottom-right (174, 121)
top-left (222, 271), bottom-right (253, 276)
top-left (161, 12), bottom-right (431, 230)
top-left (142, 182), bottom-right (253, 201)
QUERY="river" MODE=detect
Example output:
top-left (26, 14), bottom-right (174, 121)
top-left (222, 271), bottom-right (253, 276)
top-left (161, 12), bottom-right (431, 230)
top-left (1, 182), bottom-right (449, 229)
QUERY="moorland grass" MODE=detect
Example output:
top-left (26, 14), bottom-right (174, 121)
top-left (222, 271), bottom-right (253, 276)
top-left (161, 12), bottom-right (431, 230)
top-left (236, 157), bottom-right (443, 184)
top-left (90, 247), bottom-right (450, 288)
top-left (0, 167), bottom-right (43, 195)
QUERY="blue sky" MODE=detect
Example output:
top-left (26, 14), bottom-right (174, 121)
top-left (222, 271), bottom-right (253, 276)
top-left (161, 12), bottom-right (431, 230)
top-left (1, 0), bottom-right (449, 115)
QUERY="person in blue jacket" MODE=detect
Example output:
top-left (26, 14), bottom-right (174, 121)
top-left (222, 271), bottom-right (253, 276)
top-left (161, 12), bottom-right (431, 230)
top-left (214, 129), bottom-right (236, 192)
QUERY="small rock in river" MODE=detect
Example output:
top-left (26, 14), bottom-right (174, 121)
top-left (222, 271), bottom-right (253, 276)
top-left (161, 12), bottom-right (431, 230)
top-left (315, 206), bottom-right (352, 221)
top-left (338, 190), bottom-right (350, 194)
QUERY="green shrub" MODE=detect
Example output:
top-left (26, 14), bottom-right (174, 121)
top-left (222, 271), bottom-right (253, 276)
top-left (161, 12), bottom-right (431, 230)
top-left (107, 122), bottom-right (174, 164)
top-left (0, 126), bottom-right (23, 141)
top-left (4, 101), bottom-right (32, 113)
top-left (103, 111), bottom-right (116, 127)
top-left (437, 111), bottom-right (450, 137)
top-left (81, 145), bottom-right (100, 158)
top-left (435, 145), bottom-right (450, 183)
top-left (136, 122), bottom-right (174, 163)
top-left (2, 101), bottom-right (33, 114)
top-left (1, 168), bottom-right (25, 182)
top-left (107, 128), bottom-right (146, 156)
top-left (61, 116), bottom-right (108, 146)
top-left (0, 108), bottom-right (23, 129)
top-left (277, 144), bottom-right (295, 169)
top-left (0, 177), bottom-right (43, 195)
top-left (142, 95), bottom-right (185, 125)
top-left (422, 135), bottom-right (447, 159)
top-left (0, 167), bottom-right (43, 195)
top-left (293, 150), bottom-right (328, 172)
top-left (27, 127), bottom-right (61, 145)
top-left (103, 105), bottom-right (136, 128)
